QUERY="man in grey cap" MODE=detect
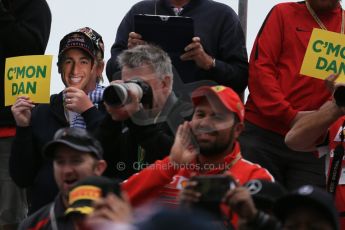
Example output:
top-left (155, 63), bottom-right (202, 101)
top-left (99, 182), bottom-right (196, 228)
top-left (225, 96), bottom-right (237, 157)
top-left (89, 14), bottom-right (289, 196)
top-left (18, 127), bottom-right (107, 230)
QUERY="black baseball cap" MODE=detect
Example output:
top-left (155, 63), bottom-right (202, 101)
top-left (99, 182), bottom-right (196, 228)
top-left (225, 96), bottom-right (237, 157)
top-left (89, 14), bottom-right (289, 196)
top-left (58, 27), bottom-right (104, 62)
top-left (274, 185), bottom-right (339, 230)
top-left (43, 127), bottom-right (103, 159)
top-left (65, 176), bottom-right (121, 216)
top-left (245, 179), bottom-right (287, 211)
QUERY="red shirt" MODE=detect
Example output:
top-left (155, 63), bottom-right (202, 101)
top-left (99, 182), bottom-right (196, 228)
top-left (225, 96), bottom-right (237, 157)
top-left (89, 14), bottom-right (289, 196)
top-left (245, 2), bottom-right (342, 135)
top-left (122, 142), bottom-right (274, 208)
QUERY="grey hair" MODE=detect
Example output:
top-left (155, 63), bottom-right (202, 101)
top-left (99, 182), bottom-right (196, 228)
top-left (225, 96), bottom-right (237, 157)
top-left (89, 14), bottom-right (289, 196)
top-left (117, 44), bottom-right (173, 81)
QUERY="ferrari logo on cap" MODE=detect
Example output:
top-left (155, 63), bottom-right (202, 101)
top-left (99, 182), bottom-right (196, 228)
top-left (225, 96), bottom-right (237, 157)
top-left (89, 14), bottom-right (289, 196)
top-left (211, 85), bottom-right (226, 92)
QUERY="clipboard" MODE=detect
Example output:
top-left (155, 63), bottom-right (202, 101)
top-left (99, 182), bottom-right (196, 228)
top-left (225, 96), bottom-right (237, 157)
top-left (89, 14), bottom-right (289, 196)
top-left (134, 14), bottom-right (194, 54)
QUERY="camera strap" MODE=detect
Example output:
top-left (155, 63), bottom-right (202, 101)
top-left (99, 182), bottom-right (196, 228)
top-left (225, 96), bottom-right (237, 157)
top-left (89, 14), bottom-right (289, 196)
top-left (49, 203), bottom-right (59, 230)
top-left (327, 120), bottom-right (345, 195)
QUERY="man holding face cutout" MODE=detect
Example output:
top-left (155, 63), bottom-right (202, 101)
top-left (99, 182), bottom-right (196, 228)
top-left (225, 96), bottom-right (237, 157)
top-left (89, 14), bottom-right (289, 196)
top-left (10, 27), bottom-right (107, 214)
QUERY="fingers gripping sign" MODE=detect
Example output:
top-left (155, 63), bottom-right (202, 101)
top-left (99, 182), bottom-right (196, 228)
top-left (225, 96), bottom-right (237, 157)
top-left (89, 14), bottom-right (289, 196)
top-left (11, 96), bottom-right (35, 127)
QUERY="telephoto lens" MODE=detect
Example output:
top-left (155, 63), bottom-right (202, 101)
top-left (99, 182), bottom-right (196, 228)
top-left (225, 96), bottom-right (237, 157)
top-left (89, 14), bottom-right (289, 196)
top-left (103, 80), bottom-right (153, 107)
top-left (334, 85), bottom-right (345, 107)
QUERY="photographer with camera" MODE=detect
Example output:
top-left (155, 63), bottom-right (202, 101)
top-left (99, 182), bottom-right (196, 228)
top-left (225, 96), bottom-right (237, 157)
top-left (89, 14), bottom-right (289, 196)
top-left (97, 44), bottom-right (193, 180)
top-left (121, 85), bottom-right (273, 228)
top-left (285, 74), bottom-right (345, 229)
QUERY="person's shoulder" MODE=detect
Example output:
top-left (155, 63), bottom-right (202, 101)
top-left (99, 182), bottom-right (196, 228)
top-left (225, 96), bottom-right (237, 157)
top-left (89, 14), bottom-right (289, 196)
top-left (131, 0), bottom-right (155, 11)
top-left (19, 203), bottom-right (51, 230)
top-left (204, 0), bottom-right (236, 13)
top-left (272, 1), bottom-right (305, 12)
top-left (231, 157), bottom-right (273, 179)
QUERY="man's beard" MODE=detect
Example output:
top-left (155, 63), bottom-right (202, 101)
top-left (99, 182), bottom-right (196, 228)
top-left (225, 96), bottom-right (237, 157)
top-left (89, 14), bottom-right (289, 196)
top-left (199, 127), bottom-right (235, 157)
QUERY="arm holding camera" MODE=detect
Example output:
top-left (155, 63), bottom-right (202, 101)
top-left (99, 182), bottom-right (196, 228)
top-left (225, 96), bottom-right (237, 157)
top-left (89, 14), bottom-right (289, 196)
top-left (179, 180), bottom-right (201, 207)
top-left (223, 186), bottom-right (258, 222)
top-left (286, 75), bottom-right (345, 152)
top-left (223, 186), bottom-right (281, 230)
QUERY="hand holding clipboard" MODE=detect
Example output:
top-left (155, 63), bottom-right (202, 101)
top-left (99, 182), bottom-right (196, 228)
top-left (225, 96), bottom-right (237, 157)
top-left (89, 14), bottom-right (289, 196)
top-left (132, 14), bottom-right (215, 70)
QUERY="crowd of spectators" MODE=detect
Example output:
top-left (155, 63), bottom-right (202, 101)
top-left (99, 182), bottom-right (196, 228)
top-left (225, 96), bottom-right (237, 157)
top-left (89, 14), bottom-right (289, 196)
top-left (1, 0), bottom-right (344, 230)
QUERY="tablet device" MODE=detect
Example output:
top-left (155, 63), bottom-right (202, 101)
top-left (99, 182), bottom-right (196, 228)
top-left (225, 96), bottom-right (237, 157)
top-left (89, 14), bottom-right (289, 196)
top-left (134, 14), bottom-right (194, 54)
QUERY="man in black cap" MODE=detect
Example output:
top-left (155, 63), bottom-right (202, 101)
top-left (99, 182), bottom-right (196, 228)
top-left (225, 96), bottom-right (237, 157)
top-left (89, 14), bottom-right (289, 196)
top-left (10, 27), bottom-right (107, 214)
top-left (274, 185), bottom-right (339, 230)
top-left (18, 127), bottom-right (107, 230)
top-left (244, 179), bottom-right (287, 215)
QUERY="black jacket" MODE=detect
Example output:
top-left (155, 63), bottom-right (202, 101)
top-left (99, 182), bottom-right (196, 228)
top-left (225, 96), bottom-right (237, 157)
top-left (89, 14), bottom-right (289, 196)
top-left (18, 194), bottom-right (74, 230)
top-left (106, 0), bottom-right (248, 94)
top-left (0, 0), bottom-right (51, 126)
top-left (97, 93), bottom-right (193, 180)
top-left (10, 92), bottom-right (106, 213)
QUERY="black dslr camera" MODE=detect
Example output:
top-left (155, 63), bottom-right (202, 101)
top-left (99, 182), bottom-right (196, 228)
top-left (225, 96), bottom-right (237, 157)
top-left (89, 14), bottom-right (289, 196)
top-left (191, 174), bottom-right (236, 203)
top-left (103, 79), bottom-right (153, 107)
top-left (190, 174), bottom-right (236, 216)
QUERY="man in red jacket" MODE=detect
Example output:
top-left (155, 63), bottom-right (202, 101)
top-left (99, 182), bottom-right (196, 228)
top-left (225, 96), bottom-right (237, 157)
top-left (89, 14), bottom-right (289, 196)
top-left (285, 77), bottom-right (345, 228)
top-left (122, 85), bottom-right (273, 210)
top-left (239, 0), bottom-right (342, 189)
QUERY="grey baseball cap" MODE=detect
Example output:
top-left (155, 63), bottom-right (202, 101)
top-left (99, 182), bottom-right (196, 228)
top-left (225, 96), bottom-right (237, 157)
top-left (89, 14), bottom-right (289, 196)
top-left (43, 127), bottom-right (103, 159)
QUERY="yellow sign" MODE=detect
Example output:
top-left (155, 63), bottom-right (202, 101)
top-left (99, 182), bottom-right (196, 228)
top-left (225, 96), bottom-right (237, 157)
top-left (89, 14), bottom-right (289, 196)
top-left (300, 29), bottom-right (345, 82)
top-left (5, 55), bottom-right (52, 106)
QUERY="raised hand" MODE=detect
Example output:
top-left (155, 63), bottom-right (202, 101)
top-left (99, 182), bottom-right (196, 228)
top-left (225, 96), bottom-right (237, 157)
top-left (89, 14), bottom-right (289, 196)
top-left (180, 37), bottom-right (214, 70)
top-left (128, 32), bottom-right (146, 49)
top-left (223, 186), bottom-right (258, 221)
top-left (64, 87), bottom-right (94, 114)
top-left (11, 96), bottom-right (35, 127)
top-left (325, 73), bottom-right (340, 93)
top-left (170, 121), bottom-right (199, 165)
